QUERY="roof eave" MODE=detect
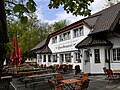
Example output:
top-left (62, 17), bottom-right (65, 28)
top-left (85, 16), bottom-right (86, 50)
top-left (76, 44), bottom-right (112, 49)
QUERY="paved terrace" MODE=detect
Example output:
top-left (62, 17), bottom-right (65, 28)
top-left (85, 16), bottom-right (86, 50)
top-left (9, 71), bottom-right (120, 90)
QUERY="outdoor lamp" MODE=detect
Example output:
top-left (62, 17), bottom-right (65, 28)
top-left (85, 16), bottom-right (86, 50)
top-left (88, 48), bottom-right (92, 57)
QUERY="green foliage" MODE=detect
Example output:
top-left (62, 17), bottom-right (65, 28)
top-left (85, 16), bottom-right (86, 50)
top-left (5, 0), bottom-right (95, 24)
top-left (7, 15), bottom-right (70, 59)
top-left (20, 16), bottom-right (28, 24)
top-left (51, 19), bottom-right (70, 32)
top-left (13, 4), bottom-right (22, 12)
top-left (26, 1), bottom-right (36, 12)
top-left (5, 0), bottom-right (36, 24)
top-left (48, 0), bottom-right (94, 16)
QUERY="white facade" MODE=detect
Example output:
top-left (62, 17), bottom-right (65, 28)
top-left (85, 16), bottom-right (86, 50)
top-left (108, 36), bottom-right (120, 70)
top-left (36, 27), bottom-right (120, 74)
top-left (81, 35), bottom-right (120, 74)
top-left (49, 25), bottom-right (90, 53)
top-left (37, 25), bottom-right (90, 69)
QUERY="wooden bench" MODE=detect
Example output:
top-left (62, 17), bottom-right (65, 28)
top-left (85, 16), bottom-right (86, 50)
top-left (24, 72), bottom-right (59, 87)
top-left (17, 70), bottom-right (47, 81)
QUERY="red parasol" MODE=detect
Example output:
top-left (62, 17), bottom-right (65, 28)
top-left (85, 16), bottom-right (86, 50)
top-left (10, 35), bottom-right (22, 66)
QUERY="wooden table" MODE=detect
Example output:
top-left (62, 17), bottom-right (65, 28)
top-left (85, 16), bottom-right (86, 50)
top-left (60, 78), bottom-right (81, 90)
top-left (24, 72), bottom-right (59, 88)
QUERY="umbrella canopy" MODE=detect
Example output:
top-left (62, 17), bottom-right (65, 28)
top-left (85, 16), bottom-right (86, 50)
top-left (10, 35), bottom-right (22, 66)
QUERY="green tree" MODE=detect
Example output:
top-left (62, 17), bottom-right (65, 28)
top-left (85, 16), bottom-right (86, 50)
top-left (48, 0), bottom-right (94, 16)
top-left (51, 20), bottom-right (70, 32)
top-left (8, 14), bottom-right (40, 60)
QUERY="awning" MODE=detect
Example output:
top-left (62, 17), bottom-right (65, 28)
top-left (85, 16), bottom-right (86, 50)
top-left (36, 46), bottom-right (52, 54)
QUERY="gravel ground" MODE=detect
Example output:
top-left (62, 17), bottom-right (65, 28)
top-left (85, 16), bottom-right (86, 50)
top-left (7, 71), bottom-right (120, 90)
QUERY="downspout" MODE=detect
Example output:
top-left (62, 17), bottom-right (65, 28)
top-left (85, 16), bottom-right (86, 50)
top-left (108, 45), bottom-right (113, 69)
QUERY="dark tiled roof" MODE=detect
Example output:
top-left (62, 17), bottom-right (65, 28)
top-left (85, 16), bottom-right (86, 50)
top-left (36, 46), bottom-right (52, 54)
top-left (83, 15), bottom-right (100, 28)
top-left (75, 37), bottom-right (112, 48)
top-left (90, 3), bottom-right (120, 34)
top-left (31, 39), bottom-right (47, 51)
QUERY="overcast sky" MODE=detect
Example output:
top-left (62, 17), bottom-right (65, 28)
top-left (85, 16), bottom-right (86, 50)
top-left (35, 0), bottom-right (107, 24)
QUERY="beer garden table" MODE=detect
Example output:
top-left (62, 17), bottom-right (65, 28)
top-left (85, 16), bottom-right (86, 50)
top-left (60, 78), bottom-right (81, 90)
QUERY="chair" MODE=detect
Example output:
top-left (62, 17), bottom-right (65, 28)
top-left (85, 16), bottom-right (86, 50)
top-left (81, 79), bottom-right (90, 90)
top-left (56, 74), bottom-right (63, 84)
top-left (106, 69), bottom-right (119, 83)
top-left (68, 64), bottom-right (73, 71)
top-left (82, 73), bottom-right (88, 82)
top-left (48, 79), bottom-right (64, 90)
top-left (75, 79), bottom-right (90, 90)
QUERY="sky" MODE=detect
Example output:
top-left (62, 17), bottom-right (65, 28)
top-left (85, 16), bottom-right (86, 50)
top-left (35, 0), bottom-right (107, 24)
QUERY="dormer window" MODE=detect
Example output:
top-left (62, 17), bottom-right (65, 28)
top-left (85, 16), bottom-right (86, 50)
top-left (52, 36), bottom-right (57, 44)
top-left (73, 26), bottom-right (84, 38)
top-left (59, 34), bottom-right (64, 41)
top-left (59, 31), bottom-right (70, 42)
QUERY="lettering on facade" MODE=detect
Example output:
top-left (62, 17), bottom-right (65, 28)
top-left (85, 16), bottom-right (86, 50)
top-left (55, 43), bottom-right (77, 50)
top-left (54, 39), bottom-right (78, 51)
top-left (57, 44), bottom-right (72, 50)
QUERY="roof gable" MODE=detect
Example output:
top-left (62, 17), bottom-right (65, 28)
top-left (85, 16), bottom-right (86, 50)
top-left (31, 39), bottom-right (47, 51)
top-left (83, 15), bottom-right (100, 28)
top-left (36, 46), bottom-right (52, 54)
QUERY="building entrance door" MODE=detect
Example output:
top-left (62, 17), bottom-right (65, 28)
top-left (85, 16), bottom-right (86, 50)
top-left (83, 50), bottom-right (91, 73)
top-left (59, 54), bottom-right (64, 65)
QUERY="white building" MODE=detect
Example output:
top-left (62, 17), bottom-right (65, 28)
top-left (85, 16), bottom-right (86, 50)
top-left (32, 22), bottom-right (91, 70)
top-left (32, 3), bottom-right (120, 74)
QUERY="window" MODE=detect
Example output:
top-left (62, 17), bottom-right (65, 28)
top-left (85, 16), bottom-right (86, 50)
top-left (94, 49), bottom-right (100, 63)
top-left (105, 49), bottom-right (108, 63)
top-left (43, 55), bottom-right (46, 62)
top-left (38, 55), bottom-right (42, 63)
top-left (75, 52), bottom-right (81, 63)
top-left (52, 36), bottom-right (57, 44)
top-left (73, 26), bottom-right (84, 38)
top-left (59, 31), bottom-right (70, 42)
top-left (65, 53), bottom-right (71, 62)
top-left (79, 27), bottom-right (84, 36)
top-left (59, 34), bottom-right (64, 41)
top-left (38, 55), bottom-right (42, 59)
top-left (113, 48), bottom-right (120, 61)
top-left (48, 55), bottom-right (51, 62)
top-left (53, 55), bottom-right (57, 62)
top-left (37, 55), bottom-right (39, 60)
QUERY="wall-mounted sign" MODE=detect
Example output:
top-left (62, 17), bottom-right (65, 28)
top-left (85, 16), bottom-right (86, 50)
top-left (56, 44), bottom-right (73, 50)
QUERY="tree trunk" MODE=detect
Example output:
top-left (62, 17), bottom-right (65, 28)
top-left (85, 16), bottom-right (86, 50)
top-left (0, 45), bottom-right (7, 78)
top-left (0, 0), bottom-right (9, 78)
